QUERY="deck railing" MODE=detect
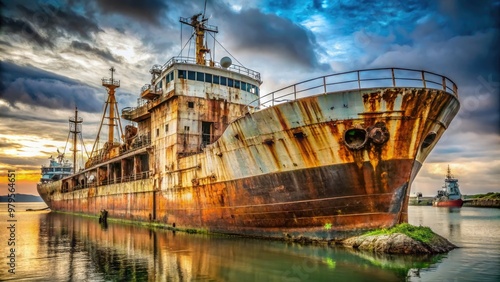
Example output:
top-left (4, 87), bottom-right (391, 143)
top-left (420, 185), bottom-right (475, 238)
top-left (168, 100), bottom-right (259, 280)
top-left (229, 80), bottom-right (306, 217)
top-left (247, 68), bottom-right (458, 110)
top-left (100, 171), bottom-right (151, 186)
top-left (101, 78), bottom-right (120, 87)
top-left (160, 56), bottom-right (261, 81)
top-left (140, 84), bottom-right (163, 96)
top-left (70, 171), bottom-right (151, 191)
top-left (85, 136), bottom-right (151, 168)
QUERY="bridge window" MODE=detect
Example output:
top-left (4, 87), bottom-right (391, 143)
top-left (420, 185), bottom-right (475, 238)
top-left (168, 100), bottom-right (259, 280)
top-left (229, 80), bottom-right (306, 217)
top-left (176, 69), bottom-right (258, 95)
top-left (205, 73), bottom-right (212, 83)
top-left (166, 71), bottom-right (173, 83)
top-left (197, 72), bottom-right (204, 82)
top-left (178, 70), bottom-right (186, 79)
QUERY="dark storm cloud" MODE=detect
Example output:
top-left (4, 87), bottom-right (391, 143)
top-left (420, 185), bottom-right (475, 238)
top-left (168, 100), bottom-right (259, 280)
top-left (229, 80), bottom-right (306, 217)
top-left (95, 0), bottom-right (169, 24)
top-left (0, 1), bottom-right (102, 49)
top-left (436, 0), bottom-right (500, 35)
top-left (0, 16), bottom-right (54, 48)
top-left (0, 103), bottom-right (67, 124)
top-left (0, 61), bottom-right (102, 113)
top-left (214, 6), bottom-right (330, 71)
top-left (70, 40), bottom-right (122, 63)
top-left (0, 39), bottom-right (13, 47)
top-left (14, 2), bottom-right (102, 41)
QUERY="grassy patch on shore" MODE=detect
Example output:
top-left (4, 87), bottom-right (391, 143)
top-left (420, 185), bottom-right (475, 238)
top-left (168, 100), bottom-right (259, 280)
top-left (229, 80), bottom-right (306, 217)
top-left (363, 223), bottom-right (434, 243)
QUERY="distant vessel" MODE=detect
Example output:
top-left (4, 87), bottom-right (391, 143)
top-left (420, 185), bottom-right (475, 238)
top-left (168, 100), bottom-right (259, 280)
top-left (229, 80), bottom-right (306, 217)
top-left (39, 151), bottom-right (73, 184)
top-left (433, 166), bottom-right (463, 207)
top-left (38, 11), bottom-right (461, 240)
top-left (39, 107), bottom-right (85, 185)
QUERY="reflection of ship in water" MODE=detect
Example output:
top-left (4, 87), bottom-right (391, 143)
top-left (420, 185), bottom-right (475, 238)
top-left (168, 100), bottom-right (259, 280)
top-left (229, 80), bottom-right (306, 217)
top-left (433, 165), bottom-right (463, 208)
top-left (37, 212), bottom-right (441, 281)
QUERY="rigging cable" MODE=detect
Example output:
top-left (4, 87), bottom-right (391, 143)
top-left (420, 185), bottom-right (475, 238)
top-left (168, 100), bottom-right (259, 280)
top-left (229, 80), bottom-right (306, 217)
top-left (177, 32), bottom-right (196, 57)
top-left (208, 32), bottom-right (244, 67)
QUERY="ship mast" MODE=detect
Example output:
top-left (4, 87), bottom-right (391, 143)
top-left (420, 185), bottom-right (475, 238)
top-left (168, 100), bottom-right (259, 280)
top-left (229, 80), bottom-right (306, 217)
top-left (87, 67), bottom-right (124, 167)
top-left (69, 107), bottom-right (83, 172)
top-left (446, 165), bottom-right (453, 179)
top-left (103, 67), bottom-right (121, 144)
top-left (180, 13), bottom-right (218, 65)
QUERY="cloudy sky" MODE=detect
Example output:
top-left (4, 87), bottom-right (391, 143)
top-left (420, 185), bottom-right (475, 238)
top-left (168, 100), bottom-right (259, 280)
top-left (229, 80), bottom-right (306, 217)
top-left (0, 0), bottom-right (499, 196)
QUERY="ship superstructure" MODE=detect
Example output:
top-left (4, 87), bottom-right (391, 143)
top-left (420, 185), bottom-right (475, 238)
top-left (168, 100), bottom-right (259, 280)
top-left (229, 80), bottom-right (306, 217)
top-left (433, 165), bottom-right (463, 207)
top-left (39, 154), bottom-right (72, 184)
top-left (37, 12), bottom-right (460, 240)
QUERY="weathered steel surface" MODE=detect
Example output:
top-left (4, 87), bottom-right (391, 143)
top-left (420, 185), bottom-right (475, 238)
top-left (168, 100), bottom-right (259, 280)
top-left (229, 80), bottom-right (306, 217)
top-left (38, 85), bottom-right (459, 240)
top-left (156, 159), bottom-right (413, 239)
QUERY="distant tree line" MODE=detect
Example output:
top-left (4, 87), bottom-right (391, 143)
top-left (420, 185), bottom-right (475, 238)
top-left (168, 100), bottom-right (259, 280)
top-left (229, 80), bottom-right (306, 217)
top-left (464, 192), bottom-right (500, 199)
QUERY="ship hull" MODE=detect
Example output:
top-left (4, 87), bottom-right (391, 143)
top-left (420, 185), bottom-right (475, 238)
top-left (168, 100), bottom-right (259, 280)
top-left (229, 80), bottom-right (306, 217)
top-left (39, 159), bottom-right (420, 240)
top-left (433, 199), bottom-right (463, 207)
top-left (160, 159), bottom-right (421, 239)
top-left (38, 85), bottom-right (459, 241)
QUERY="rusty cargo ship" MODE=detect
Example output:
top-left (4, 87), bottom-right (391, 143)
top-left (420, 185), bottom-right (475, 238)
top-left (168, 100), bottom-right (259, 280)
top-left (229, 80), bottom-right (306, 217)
top-left (37, 13), bottom-right (460, 240)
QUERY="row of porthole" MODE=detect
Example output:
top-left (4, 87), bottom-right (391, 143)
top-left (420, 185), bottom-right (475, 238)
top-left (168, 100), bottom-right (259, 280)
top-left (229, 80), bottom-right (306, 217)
top-left (343, 122), bottom-right (437, 150)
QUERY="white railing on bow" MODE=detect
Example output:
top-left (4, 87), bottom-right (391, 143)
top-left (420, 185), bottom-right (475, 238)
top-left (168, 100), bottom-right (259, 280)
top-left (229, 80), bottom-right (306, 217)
top-left (247, 68), bottom-right (458, 109)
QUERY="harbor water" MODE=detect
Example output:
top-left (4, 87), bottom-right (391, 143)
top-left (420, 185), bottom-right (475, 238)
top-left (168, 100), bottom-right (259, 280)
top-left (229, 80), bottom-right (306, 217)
top-left (1, 203), bottom-right (498, 281)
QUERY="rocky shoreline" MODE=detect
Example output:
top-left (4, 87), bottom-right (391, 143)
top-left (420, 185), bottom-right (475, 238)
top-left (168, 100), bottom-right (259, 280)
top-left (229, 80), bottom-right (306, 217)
top-left (463, 198), bottom-right (500, 208)
top-left (340, 232), bottom-right (457, 254)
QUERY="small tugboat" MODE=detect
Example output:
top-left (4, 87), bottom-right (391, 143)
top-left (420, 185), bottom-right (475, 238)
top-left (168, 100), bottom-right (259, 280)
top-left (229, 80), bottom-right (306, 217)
top-left (433, 165), bottom-right (463, 207)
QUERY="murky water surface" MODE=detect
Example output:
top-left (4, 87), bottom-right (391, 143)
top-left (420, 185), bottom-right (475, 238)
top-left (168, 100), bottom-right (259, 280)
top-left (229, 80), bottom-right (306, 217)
top-left (0, 203), bottom-right (498, 281)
